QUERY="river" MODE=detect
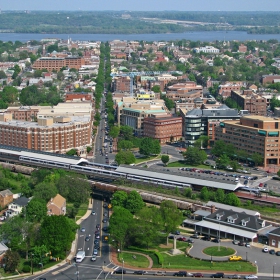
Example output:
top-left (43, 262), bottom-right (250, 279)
top-left (1, 31), bottom-right (280, 42)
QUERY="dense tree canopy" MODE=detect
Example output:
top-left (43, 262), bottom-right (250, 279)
top-left (139, 137), bottom-right (161, 156)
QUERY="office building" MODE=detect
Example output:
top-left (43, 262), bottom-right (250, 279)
top-left (215, 115), bottom-right (280, 167)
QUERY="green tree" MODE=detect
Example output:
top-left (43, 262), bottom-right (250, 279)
top-left (109, 126), bottom-right (120, 139)
top-left (194, 135), bottom-right (210, 149)
top-left (224, 193), bottom-right (241, 207)
top-left (109, 206), bottom-right (133, 250)
top-left (159, 200), bottom-right (183, 245)
top-left (230, 160), bottom-right (240, 172)
top-left (131, 206), bottom-right (162, 249)
top-left (115, 150), bottom-right (136, 165)
top-left (32, 245), bottom-right (49, 267)
top-left (216, 154), bottom-right (231, 169)
top-left (33, 182), bottom-right (58, 202)
top-left (117, 140), bottom-right (134, 151)
top-left (200, 187), bottom-right (210, 201)
top-left (40, 215), bottom-right (76, 256)
top-left (183, 147), bottom-right (207, 165)
top-left (4, 250), bottom-right (20, 273)
top-left (251, 152), bottom-right (263, 166)
top-left (120, 126), bottom-right (134, 140)
top-left (216, 189), bottom-right (225, 203)
top-left (26, 198), bottom-right (47, 222)
top-left (161, 155), bottom-right (169, 166)
top-left (0, 70), bottom-right (6, 79)
top-left (66, 149), bottom-right (77, 156)
top-left (125, 190), bottom-right (145, 214)
top-left (111, 191), bottom-right (128, 208)
top-left (151, 85), bottom-right (161, 93)
top-left (211, 140), bottom-right (226, 157)
top-left (139, 137), bottom-right (160, 156)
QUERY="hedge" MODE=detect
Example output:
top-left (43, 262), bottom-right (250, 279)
top-left (154, 251), bottom-right (163, 265)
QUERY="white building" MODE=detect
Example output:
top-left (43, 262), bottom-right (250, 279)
top-left (193, 46), bottom-right (220, 53)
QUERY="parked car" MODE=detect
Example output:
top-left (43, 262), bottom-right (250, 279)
top-left (228, 275), bottom-right (241, 279)
top-left (276, 251), bottom-right (280, 256)
top-left (245, 243), bottom-right (251, 248)
top-left (187, 238), bottom-right (194, 243)
top-left (212, 238), bottom-right (220, 243)
top-left (91, 255), bottom-right (96, 261)
top-left (193, 273), bottom-right (204, 277)
top-left (153, 271), bottom-right (166, 276)
top-left (91, 210), bottom-right (96, 215)
top-left (244, 275), bottom-right (258, 279)
top-left (263, 247), bottom-right (269, 253)
top-left (269, 249), bottom-right (276, 255)
top-left (229, 256), bottom-right (242, 261)
top-left (232, 240), bottom-right (239, 245)
top-left (93, 249), bottom-right (98, 255)
top-left (177, 237), bottom-right (187, 242)
top-left (173, 230), bottom-right (181, 235)
top-left (238, 241), bottom-right (245, 246)
top-left (85, 236), bottom-right (90, 242)
top-left (191, 233), bottom-right (199, 239)
top-left (201, 235), bottom-right (211, 241)
top-left (81, 227), bottom-right (85, 232)
top-left (210, 272), bottom-right (224, 278)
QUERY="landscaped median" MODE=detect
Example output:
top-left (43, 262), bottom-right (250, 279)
top-left (117, 243), bottom-right (256, 273)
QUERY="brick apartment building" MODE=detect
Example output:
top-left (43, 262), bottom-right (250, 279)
top-left (0, 189), bottom-right (13, 208)
top-left (231, 90), bottom-right (267, 116)
top-left (262, 75), bottom-right (280, 85)
top-left (143, 115), bottom-right (182, 144)
top-left (47, 194), bottom-right (66, 216)
top-left (33, 56), bottom-right (85, 71)
top-left (65, 93), bottom-right (92, 102)
top-left (0, 114), bottom-right (92, 154)
top-left (112, 76), bottom-right (131, 92)
top-left (6, 106), bottom-right (39, 121)
top-left (167, 90), bottom-right (202, 102)
top-left (215, 115), bottom-right (280, 167)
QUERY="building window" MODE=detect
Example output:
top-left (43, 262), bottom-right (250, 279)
top-left (254, 123), bottom-right (258, 128)
top-left (272, 239), bottom-right (276, 246)
top-left (276, 123), bottom-right (279, 129)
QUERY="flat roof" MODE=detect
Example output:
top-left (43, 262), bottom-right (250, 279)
top-left (116, 166), bottom-right (239, 191)
top-left (195, 220), bottom-right (257, 239)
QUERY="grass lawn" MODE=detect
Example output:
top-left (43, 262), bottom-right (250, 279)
top-left (161, 253), bottom-right (256, 272)
top-left (118, 252), bottom-right (150, 268)
top-left (76, 203), bottom-right (89, 218)
top-left (135, 155), bottom-right (159, 164)
top-left (203, 246), bottom-right (235, 257)
top-left (167, 161), bottom-right (211, 169)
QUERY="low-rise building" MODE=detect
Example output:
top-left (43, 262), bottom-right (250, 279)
top-left (47, 194), bottom-right (66, 216)
top-left (0, 189), bottom-right (14, 208)
top-left (215, 115), bottom-right (280, 167)
top-left (143, 114), bottom-right (182, 144)
top-left (5, 196), bottom-right (31, 218)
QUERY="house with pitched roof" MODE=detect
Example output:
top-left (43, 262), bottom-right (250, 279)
top-left (47, 194), bottom-right (66, 216)
top-left (0, 189), bottom-right (13, 208)
top-left (5, 196), bottom-right (31, 218)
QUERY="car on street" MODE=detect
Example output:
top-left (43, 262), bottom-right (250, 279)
top-left (95, 234), bottom-right (100, 239)
top-left (187, 238), bottom-right (194, 243)
top-left (81, 227), bottom-right (85, 232)
top-left (94, 239), bottom-right (99, 244)
top-left (85, 236), bottom-right (90, 242)
top-left (232, 240), bottom-right (239, 245)
top-left (95, 230), bottom-right (100, 234)
top-left (191, 233), bottom-right (199, 239)
top-left (229, 256), bottom-right (242, 261)
top-left (102, 219), bottom-right (108, 223)
top-left (244, 275), bottom-right (258, 279)
top-left (134, 271), bottom-right (148, 275)
top-left (173, 230), bottom-right (180, 235)
top-left (91, 255), bottom-right (96, 261)
top-left (91, 210), bottom-right (96, 215)
top-left (201, 235), bottom-right (211, 241)
top-left (96, 224), bottom-right (101, 229)
top-left (153, 271), bottom-right (166, 276)
top-left (263, 247), bottom-right (269, 253)
top-left (93, 249), bottom-right (98, 255)
top-left (245, 243), bottom-right (251, 248)
top-left (276, 251), bottom-right (280, 256)
top-left (210, 272), bottom-right (224, 278)
top-left (114, 269), bottom-right (126, 274)
top-left (94, 244), bottom-right (100, 250)
top-left (193, 273), bottom-right (204, 277)
top-left (103, 226), bottom-right (108, 231)
top-left (228, 275), bottom-right (241, 279)
top-left (173, 271), bottom-right (187, 277)
top-left (238, 241), bottom-right (245, 246)
top-left (103, 212), bottom-right (108, 217)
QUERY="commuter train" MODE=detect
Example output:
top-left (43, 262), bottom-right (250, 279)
top-left (18, 155), bottom-right (191, 189)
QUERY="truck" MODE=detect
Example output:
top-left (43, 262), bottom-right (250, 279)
top-left (75, 251), bottom-right (85, 263)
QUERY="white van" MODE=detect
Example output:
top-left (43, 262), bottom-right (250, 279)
top-left (76, 251), bottom-right (85, 263)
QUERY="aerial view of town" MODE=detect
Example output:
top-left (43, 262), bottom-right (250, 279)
top-left (0, 1), bottom-right (280, 280)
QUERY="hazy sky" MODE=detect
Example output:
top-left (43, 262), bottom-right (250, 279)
top-left (1, 0), bottom-right (280, 11)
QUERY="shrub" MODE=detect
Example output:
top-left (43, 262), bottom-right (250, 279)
top-left (154, 252), bottom-right (163, 265)
top-left (22, 265), bottom-right (31, 273)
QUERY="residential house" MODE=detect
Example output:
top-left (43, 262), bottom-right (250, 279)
top-left (5, 196), bottom-right (31, 218)
top-left (47, 194), bottom-right (66, 216)
top-left (0, 189), bottom-right (13, 208)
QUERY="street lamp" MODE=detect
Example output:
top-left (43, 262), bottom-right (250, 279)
top-left (73, 263), bottom-right (79, 280)
top-left (122, 259), bottom-right (124, 280)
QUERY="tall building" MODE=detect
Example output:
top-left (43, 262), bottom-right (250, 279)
top-left (143, 114), bottom-right (182, 144)
top-left (182, 105), bottom-right (240, 147)
top-left (215, 115), bottom-right (280, 167)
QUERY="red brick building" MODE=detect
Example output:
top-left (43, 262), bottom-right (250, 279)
top-left (262, 75), bottom-right (280, 85)
top-left (0, 189), bottom-right (13, 208)
top-left (113, 76), bottom-right (130, 92)
top-left (143, 115), bottom-right (182, 144)
top-left (6, 106), bottom-right (39, 122)
top-left (65, 93), bottom-right (92, 102)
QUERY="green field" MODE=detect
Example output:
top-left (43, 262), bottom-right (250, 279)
top-left (203, 246), bottom-right (235, 257)
top-left (118, 252), bottom-right (150, 268)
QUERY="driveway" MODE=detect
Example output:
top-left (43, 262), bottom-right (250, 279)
top-left (188, 239), bottom-right (279, 274)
